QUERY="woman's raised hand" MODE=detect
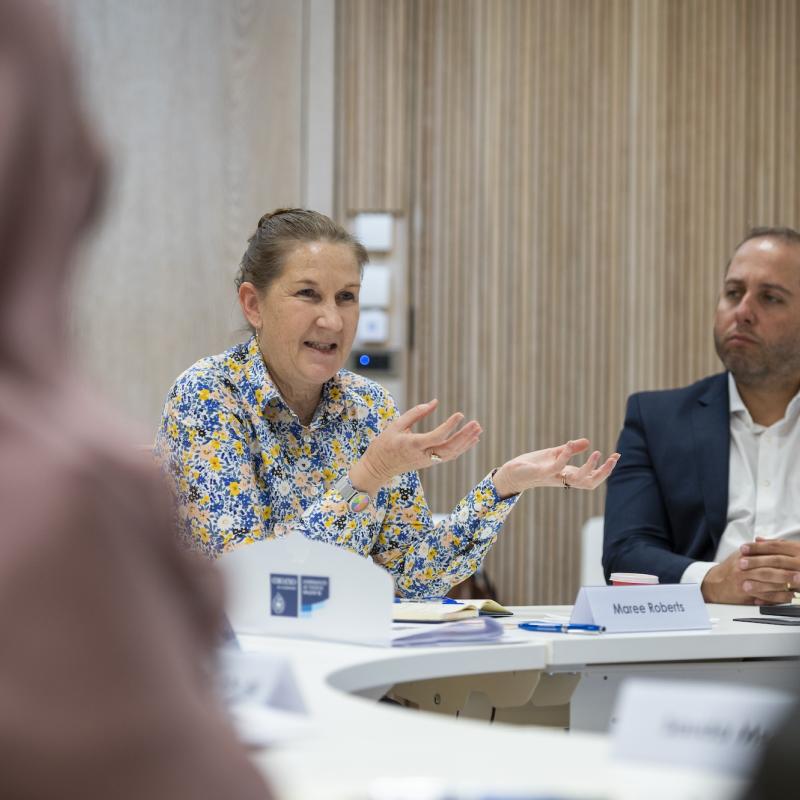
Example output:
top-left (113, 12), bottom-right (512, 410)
top-left (349, 399), bottom-right (481, 496)
top-left (492, 438), bottom-right (620, 499)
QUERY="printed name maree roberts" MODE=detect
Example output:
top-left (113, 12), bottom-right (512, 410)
top-left (612, 601), bottom-right (687, 615)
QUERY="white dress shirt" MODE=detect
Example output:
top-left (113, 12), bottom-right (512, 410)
top-left (681, 373), bottom-right (800, 585)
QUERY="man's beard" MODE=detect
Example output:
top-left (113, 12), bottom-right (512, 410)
top-left (714, 331), bottom-right (800, 388)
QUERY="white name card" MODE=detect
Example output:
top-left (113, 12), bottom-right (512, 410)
top-left (217, 649), bottom-right (306, 714)
top-left (570, 583), bottom-right (710, 632)
top-left (220, 532), bottom-right (395, 647)
top-left (217, 650), bottom-right (312, 747)
top-left (611, 679), bottom-right (793, 775)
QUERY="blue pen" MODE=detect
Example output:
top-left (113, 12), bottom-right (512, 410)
top-left (393, 596), bottom-right (463, 604)
top-left (518, 621), bottom-right (605, 634)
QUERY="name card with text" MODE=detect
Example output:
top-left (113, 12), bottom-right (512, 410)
top-left (217, 650), bottom-right (312, 748)
top-left (611, 679), bottom-right (793, 775)
top-left (218, 650), bottom-right (306, 714)
top-left (570, 583), bottom-right (710, 632)
top-left (220, 532), bottom-right (395, 647)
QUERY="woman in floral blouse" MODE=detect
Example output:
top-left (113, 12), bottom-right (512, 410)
top-left (156, 209), bottom-right (619, 597)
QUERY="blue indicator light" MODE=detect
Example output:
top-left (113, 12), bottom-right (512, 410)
top-left (359, 354), bottom-right (371, 366)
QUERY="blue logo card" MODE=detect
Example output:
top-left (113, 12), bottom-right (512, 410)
top-left (270, 573), bottom-right (298, 617)
top-left (301, 575), bottom-right (330, 616)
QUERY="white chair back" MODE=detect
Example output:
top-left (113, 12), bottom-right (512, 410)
top-left (580, 515), bottom-right (606, 586)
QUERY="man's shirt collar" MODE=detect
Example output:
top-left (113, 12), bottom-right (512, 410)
top-left (728, 371), bottom-right (800, 431)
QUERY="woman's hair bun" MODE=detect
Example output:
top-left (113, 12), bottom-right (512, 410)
top-left (258, 208), bottom-right (301, 228)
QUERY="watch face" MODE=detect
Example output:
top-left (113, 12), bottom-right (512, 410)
top-left (348, 493), bottom-right (370, 513)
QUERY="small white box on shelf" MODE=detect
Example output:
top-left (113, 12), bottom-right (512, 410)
top-left (360, 264), bottom-right (391, 308)
top-left (353, 212), bottom-right (393, 252)
top-left (356, 309), bottom-right (389, 344)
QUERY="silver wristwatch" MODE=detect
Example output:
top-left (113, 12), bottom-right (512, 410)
top-left (334, 473), bottom-right (371, 513)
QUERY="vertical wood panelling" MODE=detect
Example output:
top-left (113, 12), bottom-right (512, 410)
top-left (336, 0), bottom-right (411, 213)
top-left (338, 0), bottom-right (800, 603)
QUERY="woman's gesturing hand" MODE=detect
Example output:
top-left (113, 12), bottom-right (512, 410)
top-left (349, 399), bottom-right (481, 496)
top-left (492, 438), bottom-right (620, 499)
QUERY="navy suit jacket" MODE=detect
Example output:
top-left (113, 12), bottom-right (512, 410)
top-left (603, 373), bottom-right (730, 584)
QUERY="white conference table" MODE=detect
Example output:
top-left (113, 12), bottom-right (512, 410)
top-left (511, 603), bottom-right (800, 730)
top-left (238, 601), bottom-right (798, 799)
top-left (241, 634), bottom-right (741, 800)
top-left (371, 604), bottom-right (800, 729)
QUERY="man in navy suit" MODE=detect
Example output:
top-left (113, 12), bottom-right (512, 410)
top-left (604, 227), bottom-right (800, 604)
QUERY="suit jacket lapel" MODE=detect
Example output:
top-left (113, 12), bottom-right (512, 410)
top-left (690, 374), bottom-right (730, 547)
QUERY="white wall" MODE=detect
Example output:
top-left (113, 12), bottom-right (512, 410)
top-left (55, 0), bottom-right (335, 433)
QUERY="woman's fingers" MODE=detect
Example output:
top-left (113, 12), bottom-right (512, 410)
top-left (394, 402), bottom-right (470, 446)
top-left (419, 412), bottom-right (466, 447)
top-left (566, 438), bottom-right (590, 455)
top-left (384, 401), bottom-right (483, 471)
top-left (394, 398), bottom-right (439, 431)
top-left (449, 433), bottom-right (481, 460)
top-left (388, 413), bottom-right (619, 490)
top-left (571, 450), bottom-right (601, 481)
top-left (563, 452), bottom-right (619, 489)
top-left (428, 422), bottom-right (482, 461)
top-left (554, 438), bottom-right (591, 469)
top-left (586, 454), bottom-right (620, 486)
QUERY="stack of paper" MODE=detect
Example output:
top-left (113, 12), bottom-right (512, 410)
top-left (391, 617), bottom-right (504, 647)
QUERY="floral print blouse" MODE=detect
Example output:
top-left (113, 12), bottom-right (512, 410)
top-left (155, 336), bottom-right (519, 597)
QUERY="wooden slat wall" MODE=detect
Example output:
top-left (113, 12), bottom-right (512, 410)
top-left (337, 0), bottom-right (800, 603)
top-left (336, 0), bottom-right (412, 212)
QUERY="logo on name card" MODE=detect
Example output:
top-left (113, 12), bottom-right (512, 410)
top-left (300, 575), bottom-right (330, 616)
top-left (270, 573), bottom-right (298, 617)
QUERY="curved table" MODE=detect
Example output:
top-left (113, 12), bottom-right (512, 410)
top-left (237, 610), bottom-right (768, 800)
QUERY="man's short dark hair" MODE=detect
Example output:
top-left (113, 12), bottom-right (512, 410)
top-left (727, 225), bottom-right (800, 271)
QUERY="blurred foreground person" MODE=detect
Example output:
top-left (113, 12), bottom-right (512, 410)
top-left (741, 699), bottom-right (798, 800)
top-left (0, 1), bottom-right (271, 797)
